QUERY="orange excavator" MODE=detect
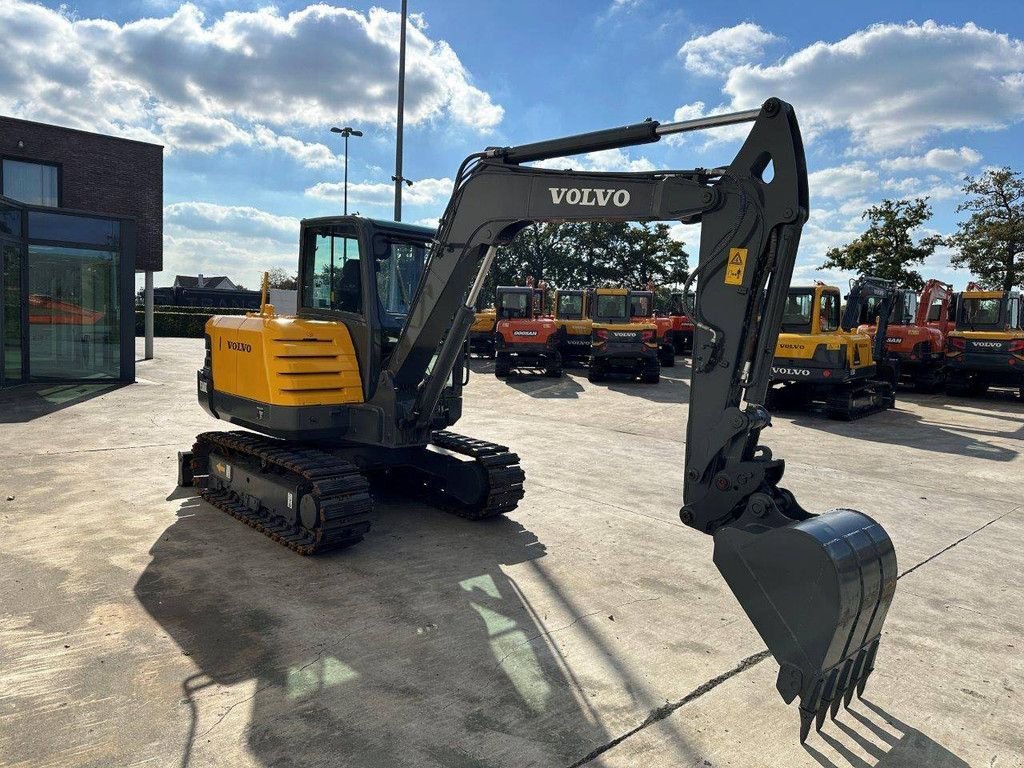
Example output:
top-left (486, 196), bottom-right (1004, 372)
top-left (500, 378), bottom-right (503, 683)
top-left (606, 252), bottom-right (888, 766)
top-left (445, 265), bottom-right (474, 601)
top-left (856, 279), bottom-right (954, 391)
top-left (493, 277), bottom-right (562, 378)
top-left (669, 289), bottom-right (695, 355)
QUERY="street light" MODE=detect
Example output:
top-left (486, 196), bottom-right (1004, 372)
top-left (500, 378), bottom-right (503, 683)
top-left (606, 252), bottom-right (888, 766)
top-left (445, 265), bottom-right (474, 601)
top-left (330, 126), bottom-right (363, 215)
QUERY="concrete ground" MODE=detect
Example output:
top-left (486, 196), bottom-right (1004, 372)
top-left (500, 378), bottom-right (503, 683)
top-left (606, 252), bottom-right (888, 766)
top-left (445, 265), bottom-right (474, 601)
top-left (1, 338), bottom-right (1022, 768)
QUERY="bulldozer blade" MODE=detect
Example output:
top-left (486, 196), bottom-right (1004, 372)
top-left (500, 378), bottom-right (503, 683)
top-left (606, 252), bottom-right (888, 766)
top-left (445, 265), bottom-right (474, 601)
top-left (713, 508), bottom-right (897, 739)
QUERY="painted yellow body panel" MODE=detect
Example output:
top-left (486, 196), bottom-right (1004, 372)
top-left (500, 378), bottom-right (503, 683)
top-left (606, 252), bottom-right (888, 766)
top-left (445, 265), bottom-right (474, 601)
top-left (471, 308), bottom-right (496, 333)
top-left (961, 290), bottom-right (1004, 300)
top-left (207, 314), bottom-right (363, 406)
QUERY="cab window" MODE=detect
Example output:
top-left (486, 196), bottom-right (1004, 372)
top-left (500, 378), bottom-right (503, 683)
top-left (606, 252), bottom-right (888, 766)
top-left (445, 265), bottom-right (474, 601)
top-left (960, 298), bottom-right (1002, 328)
top-left (1009, 298), bottom-right (1020, 330)
top-left (630, 294), bottom-right (652, 317)
top-left (498, 291), bottom-right (530, 319)
top-left (594, 294), bottom-right (628, 320)
top-left (375, 239), bottom-right (427, 320)
top-left (927, 299), bottom-right (945, 322)
top-left (781, 291), bottom-right (813, 332)
top-left (302, 230), bottom-right (362, 313)
top-left (557, 293), bottom-right (583, 320)
top-left (820, 291), bottom-right (840, 332)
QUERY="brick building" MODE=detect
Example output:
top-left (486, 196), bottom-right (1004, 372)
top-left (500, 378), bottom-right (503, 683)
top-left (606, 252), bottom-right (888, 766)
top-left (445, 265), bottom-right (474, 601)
top-left (0, 117), bottom-right (163, 387)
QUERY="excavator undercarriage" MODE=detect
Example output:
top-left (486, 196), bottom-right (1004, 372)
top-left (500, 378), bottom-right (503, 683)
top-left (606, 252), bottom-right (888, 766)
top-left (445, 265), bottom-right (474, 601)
top-left (180, 98), bottom-right (897, 741)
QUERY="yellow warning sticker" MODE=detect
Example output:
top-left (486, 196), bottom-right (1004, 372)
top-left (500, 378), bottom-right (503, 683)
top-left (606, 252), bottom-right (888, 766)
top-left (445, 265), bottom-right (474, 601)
top-left (724, 248), bottom-right (748, 286)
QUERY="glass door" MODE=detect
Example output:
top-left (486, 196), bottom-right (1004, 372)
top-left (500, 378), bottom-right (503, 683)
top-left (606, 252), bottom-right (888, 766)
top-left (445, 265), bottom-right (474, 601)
top-left (1, 239), bottom-right (25, 387)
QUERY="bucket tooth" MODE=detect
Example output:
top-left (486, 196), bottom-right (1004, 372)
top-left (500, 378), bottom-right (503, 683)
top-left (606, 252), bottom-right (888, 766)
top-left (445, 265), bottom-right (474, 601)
top-left (799, 709), bottom-right (814, 743)
top-left (856, 639), bottom-right (881, 699)
top-left (713, 507), bottom-right (897, 741)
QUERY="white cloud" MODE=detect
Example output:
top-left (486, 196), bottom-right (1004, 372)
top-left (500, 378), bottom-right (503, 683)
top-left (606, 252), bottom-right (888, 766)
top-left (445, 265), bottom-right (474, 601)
top-left (304, 177), bottom-right (454, 207)
top-left (807, 163), bottom-right (880, 200)
top-left (531, 147), bottom-right (656, 172)
top-left (718, 21), bottom-right (1024, 151)
top-left (162, 201), bottom-right (301, 288)
top-left (879, 147), bottom-right (983, 173)
top-left (0, 1), bottom-right (502, 160)
top-left (679, 23), bottom-right (779, 77)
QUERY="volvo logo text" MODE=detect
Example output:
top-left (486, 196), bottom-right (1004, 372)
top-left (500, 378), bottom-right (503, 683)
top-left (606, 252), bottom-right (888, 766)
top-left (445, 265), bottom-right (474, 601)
top-left (972, 341), bottom-right (1002, 348)
top-left (772, 366), bottom-right (811, 377)
top-left (549, 187), bottom-right (630, 207)
top-left (227, 341), bottom-right (252, 352)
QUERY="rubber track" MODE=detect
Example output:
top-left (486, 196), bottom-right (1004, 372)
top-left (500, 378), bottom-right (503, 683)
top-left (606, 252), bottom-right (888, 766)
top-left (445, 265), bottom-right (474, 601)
top-left (824, 381), bottom-right (894, 421)
top-left (192, 431), bottom-right (373, 556)
top-left (429, 430), bottom-right (526, 520)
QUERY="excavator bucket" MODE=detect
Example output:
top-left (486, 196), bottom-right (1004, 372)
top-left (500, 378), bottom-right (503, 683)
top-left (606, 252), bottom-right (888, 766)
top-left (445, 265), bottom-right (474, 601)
top-left (713, 508), bottom-right (897, 741)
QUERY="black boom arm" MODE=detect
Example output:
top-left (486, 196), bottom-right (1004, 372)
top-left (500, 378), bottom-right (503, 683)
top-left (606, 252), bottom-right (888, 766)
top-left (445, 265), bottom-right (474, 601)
top-left (385, 99), bottom-right (897, 739)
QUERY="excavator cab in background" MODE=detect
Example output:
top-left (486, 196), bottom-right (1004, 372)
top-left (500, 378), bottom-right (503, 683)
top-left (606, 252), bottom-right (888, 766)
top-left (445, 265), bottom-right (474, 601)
top-left (857, 279), bottom-right (953, 391)
top-left (588, 287), bottom-right (660, 383)
top-left (669, 289), bottom-right (696, 354)
top-left (552, 288), bottom-right (592, 363)
top-left (180, 98), bottom-right (897, 741)
top-left (493, 280), bottom-right (562, 378)
top-left (630, 285), bottom-right (676, 367)
top-left (768, 277), bottom-right (898, 419)
top-left (946, 286), bottom-right (1024, 398)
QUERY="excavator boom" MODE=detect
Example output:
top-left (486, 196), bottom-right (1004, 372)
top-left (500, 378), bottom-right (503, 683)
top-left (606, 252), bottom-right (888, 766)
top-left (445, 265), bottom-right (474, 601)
top-left (385, 98), bottom-right (897, 740)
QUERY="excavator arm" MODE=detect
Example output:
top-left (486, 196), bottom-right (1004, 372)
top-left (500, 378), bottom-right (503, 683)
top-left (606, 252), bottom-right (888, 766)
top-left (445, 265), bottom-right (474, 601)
top-left (387, 98), bottom-right (897, 740)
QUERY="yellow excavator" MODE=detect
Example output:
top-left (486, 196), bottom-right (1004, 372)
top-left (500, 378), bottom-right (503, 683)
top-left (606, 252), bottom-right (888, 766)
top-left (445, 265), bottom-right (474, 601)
top-left (946, 285), bottom-right (1024, 398)
top-left (552, 287), bottom-right (592, 363)
top-left (178, 99), bottom-right (896, 742)
top-left (588, 286), bottom-right (660, 383)
top-left (768, 278), bottom-right (898, 419)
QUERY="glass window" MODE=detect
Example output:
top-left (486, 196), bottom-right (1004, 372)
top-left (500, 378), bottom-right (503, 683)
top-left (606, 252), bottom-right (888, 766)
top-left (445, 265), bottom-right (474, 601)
top-left (820, 291), bottom-right (840, 332)
top-left (781, 291), bottom-right (813, 331)
top-left (557, 292), bottom-right (583, 320)
top-left (28, 212), bottom-right (119, 247)
top-left (3, 241), bottom-right (23, 385)
top-left (498, 290), bottom-right (531, 319)
top-left (594, 294), bottom-right (628, 320)
top-left (630, 293), bottom-right (653, 318)
top-left (959, 298), bottom-right (1002, 329)
top-left (302, 232), bottom-right (362, 314)
top-left (375, 239), bottom-right (426, 320)
top-left (3, 159), bottom-right (59, 207)
top-left (0, 201), bottom-right (22, 237)
top-left (927, 299), bottom-right (944, 322)
top-left (1008, 299), bottom-right (1020, 330)
top-left (28, 244), bottom-right (120, 380)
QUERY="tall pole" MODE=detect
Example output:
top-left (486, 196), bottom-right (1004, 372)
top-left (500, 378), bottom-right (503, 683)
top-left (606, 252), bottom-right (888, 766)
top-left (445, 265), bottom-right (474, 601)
top-left (343, 132), bottom-right (349, 215)
top-left (393, 0), bottom-right (408, 222)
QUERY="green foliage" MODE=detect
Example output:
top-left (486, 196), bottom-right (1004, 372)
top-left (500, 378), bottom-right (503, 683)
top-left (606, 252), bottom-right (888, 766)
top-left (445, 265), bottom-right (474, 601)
top-left (820, 198), bottom-right (942, 290)
top-left (946, 168), bottom-right (1024, 292)
top-left (267, 268), bottom-right (298, 290)
top-left (134, 307), bottom-right (247, 337)
top-left (479, 221), bottom-right (689, 305)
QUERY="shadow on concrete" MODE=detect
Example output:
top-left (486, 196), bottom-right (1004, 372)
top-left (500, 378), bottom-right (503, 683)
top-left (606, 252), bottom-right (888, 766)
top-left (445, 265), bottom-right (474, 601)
top-left (803, 699), bottom-right (970, 768)
top-left (501, 373), bottom-right (585, 400)
top-left (136, 492), bottom-right (687, 768)
top-left (0, 382), bottom-right (125, 423)
top-left (778, 403), bottom-right (1020, 462)
top-left (603, 368), bottom-right (691, 404)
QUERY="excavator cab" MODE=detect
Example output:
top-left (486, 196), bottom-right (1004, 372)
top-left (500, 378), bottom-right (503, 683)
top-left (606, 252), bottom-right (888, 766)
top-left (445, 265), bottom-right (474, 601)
top-left (493, 283), bottom-right (562, 377)
top-left (588, 287), bottom-right (660, 383)
top-left (946, 288), bottom-right (1024, 398)
top-left (668, 289), bottom-right (695, 354)
top-left (552, 288), bottom-right (592, 362)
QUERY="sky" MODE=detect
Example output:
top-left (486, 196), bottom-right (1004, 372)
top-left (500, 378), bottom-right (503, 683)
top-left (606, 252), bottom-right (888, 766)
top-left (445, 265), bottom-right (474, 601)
top-left (2, 0), bottom-right (1022, 290)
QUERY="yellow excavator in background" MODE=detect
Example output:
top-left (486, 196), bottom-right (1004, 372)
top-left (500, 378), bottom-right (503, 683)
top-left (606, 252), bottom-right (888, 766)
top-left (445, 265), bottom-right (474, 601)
top-left (178, 99), bottom-right (896, 742)
top-left (768, 278), bottom-right (898, 419)
top-left (588, 286), bottom-right (660, 383)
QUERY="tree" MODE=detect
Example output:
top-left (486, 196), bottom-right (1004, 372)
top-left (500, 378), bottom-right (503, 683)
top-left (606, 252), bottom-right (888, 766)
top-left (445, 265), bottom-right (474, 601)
top-left (947, 168), bottom-right (1024, 291)
top-left (267, 268), bottom-right (298, 290)
top-left (820, 198), bottom-right (942, 290)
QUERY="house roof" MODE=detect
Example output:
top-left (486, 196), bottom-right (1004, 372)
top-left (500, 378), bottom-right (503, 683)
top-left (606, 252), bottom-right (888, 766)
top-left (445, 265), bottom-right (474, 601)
top-left (174, 275), bottom-right (234, 289)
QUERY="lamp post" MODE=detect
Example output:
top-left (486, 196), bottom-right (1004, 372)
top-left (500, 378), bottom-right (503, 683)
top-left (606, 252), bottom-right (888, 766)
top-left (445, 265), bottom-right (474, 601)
top-left (393, 0), bottom-right (408, 221)
top-left (330, 126), bottom-right (363, 215)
